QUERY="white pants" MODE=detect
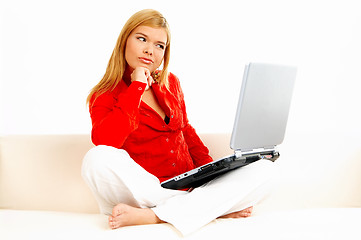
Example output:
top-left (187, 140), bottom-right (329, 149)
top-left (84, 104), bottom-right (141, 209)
top-left (81, 145), bottom-right (278, 235)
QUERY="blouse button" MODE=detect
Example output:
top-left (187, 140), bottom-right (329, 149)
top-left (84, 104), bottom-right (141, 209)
top-left (171, 115), bottom-right (174, 118)
top-left (170, 150), bottom-right (174, 154)
top-left (172, 163), bottom-right (176, 167)
top-left (138, 87), bottom-right (143, 91)
top-left (166, 138), bottom-right (169, 142)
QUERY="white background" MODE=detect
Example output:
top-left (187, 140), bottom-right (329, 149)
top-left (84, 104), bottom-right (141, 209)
top-left (1, 0), bottom-right (360, 137)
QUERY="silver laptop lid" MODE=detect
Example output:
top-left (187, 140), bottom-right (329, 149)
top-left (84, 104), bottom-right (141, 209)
top-left (230, 63), bottom-right (297, 152)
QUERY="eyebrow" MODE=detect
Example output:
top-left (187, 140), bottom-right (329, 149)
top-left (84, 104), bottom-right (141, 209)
top-left (135, 32), bottom-right (167, 46)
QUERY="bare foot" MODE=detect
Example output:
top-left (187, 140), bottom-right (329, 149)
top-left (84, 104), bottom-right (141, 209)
top-left (108, 203), bottom-right (164, 230)
top-left (219, 206), bottom-right (253, 219)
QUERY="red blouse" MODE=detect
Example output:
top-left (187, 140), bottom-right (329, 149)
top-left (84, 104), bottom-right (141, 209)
top-left (89, 73), bottom-right (213, 182)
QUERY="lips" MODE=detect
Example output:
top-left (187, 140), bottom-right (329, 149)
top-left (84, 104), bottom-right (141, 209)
top-left (139, 57), bottom-right (154, 64)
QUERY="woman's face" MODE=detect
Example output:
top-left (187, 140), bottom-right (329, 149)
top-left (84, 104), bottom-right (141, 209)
top-left (125, 25), bottom-right (167, 73)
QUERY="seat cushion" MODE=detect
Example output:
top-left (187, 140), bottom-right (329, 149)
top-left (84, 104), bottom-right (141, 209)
top-left (1, 208), bottom-right (360, 239)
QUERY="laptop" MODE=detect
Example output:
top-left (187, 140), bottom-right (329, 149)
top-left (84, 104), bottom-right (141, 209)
top-left (161, 62), bottom-right (297, 190)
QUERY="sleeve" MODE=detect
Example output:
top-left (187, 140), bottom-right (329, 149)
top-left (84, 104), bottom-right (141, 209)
top-left (182, 123), bottom-right (214, 167)
top-left (170, 73), bottom-right (214, 166)
top-left (89, 81), bottom-right (147, 148)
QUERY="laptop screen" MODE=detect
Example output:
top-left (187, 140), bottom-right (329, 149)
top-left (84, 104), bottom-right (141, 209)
top-left (230, 63), bottom-right (297, 152)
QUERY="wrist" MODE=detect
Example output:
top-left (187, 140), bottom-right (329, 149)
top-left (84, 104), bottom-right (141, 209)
top-left (130, 80), bottom-right (148, 91)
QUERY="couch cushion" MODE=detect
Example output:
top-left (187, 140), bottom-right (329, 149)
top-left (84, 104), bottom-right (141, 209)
top-left (1, 208), bottom-right (361, 239)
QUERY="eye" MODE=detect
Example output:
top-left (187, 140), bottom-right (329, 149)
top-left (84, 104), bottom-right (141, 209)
top-left (137, 37), bottom-right (146, 42)
top-left (156, 44), bottom-right (165, 50)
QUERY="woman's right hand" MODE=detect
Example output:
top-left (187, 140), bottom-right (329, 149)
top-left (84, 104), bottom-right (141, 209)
top-left (130, 67), bottom-right (154, 91)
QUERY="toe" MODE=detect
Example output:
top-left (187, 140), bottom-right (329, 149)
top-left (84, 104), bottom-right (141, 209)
top-left (109, 216), bottom-right (116, 229)
top-left (109, 220), bottom-right (113, 229)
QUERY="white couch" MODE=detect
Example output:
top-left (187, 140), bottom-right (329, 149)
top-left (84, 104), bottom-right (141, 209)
top-left (1, 133), bottom-right (361, 239)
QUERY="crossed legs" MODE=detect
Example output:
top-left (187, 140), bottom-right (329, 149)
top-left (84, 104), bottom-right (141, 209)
top-left (82, 145), bottom-right (277, 235)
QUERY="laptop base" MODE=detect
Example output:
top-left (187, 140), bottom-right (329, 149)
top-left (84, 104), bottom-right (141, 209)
top-left (161, 151), bottom-right (279, 190)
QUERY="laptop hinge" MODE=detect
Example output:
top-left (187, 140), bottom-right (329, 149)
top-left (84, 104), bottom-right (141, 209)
top-left (234, 149), bottom-right (280, 162)
top-left (234, 150), bottom-right (243, 160)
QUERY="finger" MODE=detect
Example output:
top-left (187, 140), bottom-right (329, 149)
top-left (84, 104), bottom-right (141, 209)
top-left (143, 67), bottom-right (151, 78)
top-left (144, 82), bottom-right (150, 91)
top-left (148, 75), bottom-right (154, 87)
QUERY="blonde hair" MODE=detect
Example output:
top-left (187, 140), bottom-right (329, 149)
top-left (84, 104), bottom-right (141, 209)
top-left (86, 9), bottom-right (171, 105)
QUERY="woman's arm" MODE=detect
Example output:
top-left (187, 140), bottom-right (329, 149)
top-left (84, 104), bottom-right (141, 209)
top-left (89, 81), bottom-right (147, 148)
top-left (170, 73), bottom-right (213, 166)
top-left (182, 123), bottom-right (213, 167)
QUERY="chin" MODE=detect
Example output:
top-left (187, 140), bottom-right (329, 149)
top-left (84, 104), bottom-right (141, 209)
top-left (127, 63), bottom-right (157, 73)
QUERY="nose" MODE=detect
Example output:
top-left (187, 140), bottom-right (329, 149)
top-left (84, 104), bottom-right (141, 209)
top-left (143, 46), bottom-right (153, 56)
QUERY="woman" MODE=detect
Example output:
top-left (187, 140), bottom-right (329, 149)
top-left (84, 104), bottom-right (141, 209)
top-left (82, 9), bottom-right (277, 235)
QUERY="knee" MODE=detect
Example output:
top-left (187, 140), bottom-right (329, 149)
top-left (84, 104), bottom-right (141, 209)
top-left (250, 159), bottom-right (278, 171)
top-left (254, 160), bottom-right (281, 188)
top-left (81, 145), bottom-right (129, 180)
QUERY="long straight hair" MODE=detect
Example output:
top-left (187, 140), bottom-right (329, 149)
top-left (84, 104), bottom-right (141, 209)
top-left (86, 9), bottom-right (171, 105)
